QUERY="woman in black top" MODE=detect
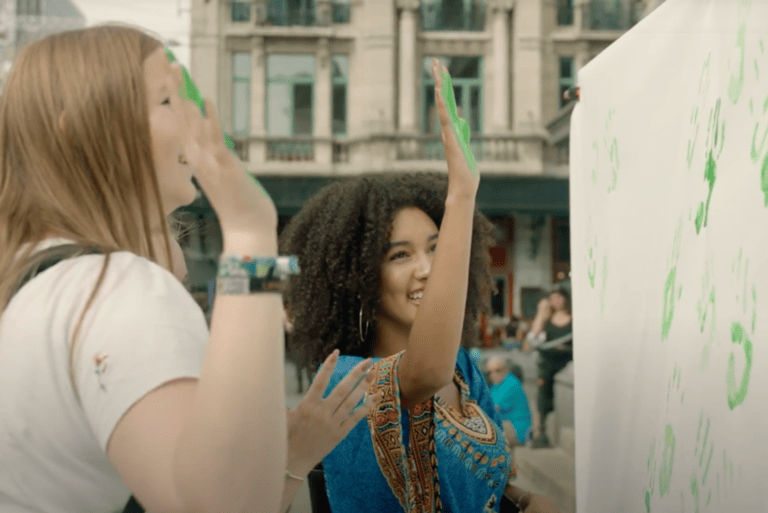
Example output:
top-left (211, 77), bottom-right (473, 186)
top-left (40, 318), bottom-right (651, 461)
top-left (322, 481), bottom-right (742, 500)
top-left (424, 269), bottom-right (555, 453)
top-left (527, 288), bottom-right (572, 448)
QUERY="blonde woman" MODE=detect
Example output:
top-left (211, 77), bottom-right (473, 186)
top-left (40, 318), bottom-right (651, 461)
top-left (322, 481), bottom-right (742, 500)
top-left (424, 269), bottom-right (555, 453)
top-left (0, 25), bottom-right (377, 513)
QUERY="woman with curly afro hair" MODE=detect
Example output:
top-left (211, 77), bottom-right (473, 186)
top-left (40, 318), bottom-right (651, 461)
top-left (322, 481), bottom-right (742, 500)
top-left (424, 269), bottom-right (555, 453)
top-left (280, 60), bottom-right (560, 513)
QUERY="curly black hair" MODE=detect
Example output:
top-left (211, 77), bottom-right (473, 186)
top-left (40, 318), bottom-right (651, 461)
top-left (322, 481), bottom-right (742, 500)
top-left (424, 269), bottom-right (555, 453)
top-left (279, 172), bottom-right (497, 375)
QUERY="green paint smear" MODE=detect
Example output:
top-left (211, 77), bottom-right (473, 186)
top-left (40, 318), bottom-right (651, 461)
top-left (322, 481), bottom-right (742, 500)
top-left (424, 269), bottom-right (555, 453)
top-left (165, 48), bottom-right (270, 199)
top-left (727, 321), bottom-right (753, 409)
top-left (645, 490), bottom-right (651, 513)
top-left (166, 48), bottom-right (235, 151)
top-left (440, 67), bottom-right (477, 175)
top-left (659, 424), bottom-right (675, 496)
top-left (691, 474), bottom-right (700, 513)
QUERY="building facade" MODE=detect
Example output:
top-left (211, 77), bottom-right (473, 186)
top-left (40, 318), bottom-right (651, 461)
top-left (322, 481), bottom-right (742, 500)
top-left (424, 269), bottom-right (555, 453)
top-left (184, 0), bottom-right (663, 326)
top-left (0, 0), bottom-right (86, 89)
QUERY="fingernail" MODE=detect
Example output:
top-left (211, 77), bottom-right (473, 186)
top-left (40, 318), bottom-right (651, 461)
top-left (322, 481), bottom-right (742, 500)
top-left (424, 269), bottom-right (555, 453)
top-left (330, 349), bottom-right (339, 362)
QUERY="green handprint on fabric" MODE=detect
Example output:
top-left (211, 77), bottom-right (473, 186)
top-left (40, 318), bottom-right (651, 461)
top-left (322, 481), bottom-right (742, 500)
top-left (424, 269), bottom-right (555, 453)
top-left (696, 254), bottom-right (716, 368)
top-left (751, 92), bottom-right (768, 205)
top-left (695, 99), bottom-right (725, 234)
top-left (658, 424), bottom-right (675, 498)
top-left (727, 250), bottom-right (756, 410)
top-left (687, 54), bottom-right (712, 170)
top-left (440, 68), bottom-right (478, 176)
top-left (727, 0), bottom-right (750, 105)
top-left (661, 219), bottom-right (684, 341)
top-left (590, 109), bottom-right (619, 193)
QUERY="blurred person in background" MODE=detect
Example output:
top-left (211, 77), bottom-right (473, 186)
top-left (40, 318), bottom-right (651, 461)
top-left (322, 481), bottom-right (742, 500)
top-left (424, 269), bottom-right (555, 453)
top-left (487, 356), bottom-right (532, 448)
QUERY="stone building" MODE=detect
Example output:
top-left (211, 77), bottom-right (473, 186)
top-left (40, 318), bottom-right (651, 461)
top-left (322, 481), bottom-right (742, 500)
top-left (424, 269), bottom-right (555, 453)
top-left (183, 0), bottom-right (664, 327)
top-left (0, 0), bottom-right (86, 90)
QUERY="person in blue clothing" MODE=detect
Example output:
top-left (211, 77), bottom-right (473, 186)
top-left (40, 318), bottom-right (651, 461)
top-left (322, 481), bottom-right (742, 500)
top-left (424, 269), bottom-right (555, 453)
top-left (280, 59), bottom-right (560, 513)
top-left (487, 357), bottom-right (532, 447)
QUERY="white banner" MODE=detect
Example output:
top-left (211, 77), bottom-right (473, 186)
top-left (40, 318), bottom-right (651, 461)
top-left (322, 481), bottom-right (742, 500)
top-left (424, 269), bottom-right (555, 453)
top-left (570, 1), bottom-right (768, 511)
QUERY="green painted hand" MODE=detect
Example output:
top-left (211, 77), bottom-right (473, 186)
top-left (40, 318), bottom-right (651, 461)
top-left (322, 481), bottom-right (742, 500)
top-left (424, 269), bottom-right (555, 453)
top-left (751, 94), bottom-right (768, 205)
top-left (439, 67), bottom-right (477, 176)
top-left (166, 48), bottom-right (235, 151)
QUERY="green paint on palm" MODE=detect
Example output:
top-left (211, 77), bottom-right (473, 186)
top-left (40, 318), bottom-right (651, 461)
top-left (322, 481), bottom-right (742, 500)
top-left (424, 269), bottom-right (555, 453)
top-left (440, 68), bottom-right (477, 175)
top-left (165, 48), bottom-right (235, 151)
top-left (165, 48), bottom-right (270, 198)
top-left (696, 99), bottom-right (724, 234)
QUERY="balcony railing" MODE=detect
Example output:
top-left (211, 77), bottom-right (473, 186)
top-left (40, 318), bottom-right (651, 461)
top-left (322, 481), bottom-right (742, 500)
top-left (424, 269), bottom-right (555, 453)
top-left (420, 0), bottom-right (486, 32)
top-left (251, 0), bottom-right (350, 26)
top-left (580, 0), bottom-right (642, 31)
top-left (395, 134), bottom-right (520, 162)
top-left (231, 133), bottom-right (527, 165)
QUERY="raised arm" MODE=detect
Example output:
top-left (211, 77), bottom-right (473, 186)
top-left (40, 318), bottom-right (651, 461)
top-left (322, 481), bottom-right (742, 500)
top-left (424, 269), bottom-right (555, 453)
top-left (107, 97), bottom-right (286, 513)
top-left (398, 60), bottom-right (480, 410)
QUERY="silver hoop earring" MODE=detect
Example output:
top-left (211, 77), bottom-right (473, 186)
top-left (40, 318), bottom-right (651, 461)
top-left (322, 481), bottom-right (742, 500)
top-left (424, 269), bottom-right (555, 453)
top-left (359, 304), bottom-right (370, 343)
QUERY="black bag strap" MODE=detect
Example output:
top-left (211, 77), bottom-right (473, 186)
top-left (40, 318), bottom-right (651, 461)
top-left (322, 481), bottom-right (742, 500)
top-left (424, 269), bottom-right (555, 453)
top-left (9, 244), bottom-right (104, 301)
top-left (7, 243), bottom-right (146, 513)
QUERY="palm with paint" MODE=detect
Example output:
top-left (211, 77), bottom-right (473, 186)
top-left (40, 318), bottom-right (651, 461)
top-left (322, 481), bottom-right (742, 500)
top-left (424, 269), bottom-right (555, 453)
top-left (431, 58), bottom-right (480, 199)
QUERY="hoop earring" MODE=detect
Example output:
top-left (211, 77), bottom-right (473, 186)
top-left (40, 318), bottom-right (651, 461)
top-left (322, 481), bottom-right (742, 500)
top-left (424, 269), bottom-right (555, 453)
top-left (359, 304), bottom-right (370, 343)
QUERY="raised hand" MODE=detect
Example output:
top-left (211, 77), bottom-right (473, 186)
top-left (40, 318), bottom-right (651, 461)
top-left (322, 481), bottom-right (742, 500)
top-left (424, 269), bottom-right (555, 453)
top-left (431, 58), bottom-right (480, 200)
top-left (181, 97), bottom-right (277, 239)
top-left (285, 351), bottom-right (381, 477)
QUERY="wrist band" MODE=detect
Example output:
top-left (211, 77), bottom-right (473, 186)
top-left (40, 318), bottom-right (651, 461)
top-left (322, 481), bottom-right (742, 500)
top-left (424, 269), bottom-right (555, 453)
top-left (285, 468), bottom-right (305, 483)
top-left (217, 255), bottom-right (299, 295)
top-left (514, 492), bottom-right (532, 510)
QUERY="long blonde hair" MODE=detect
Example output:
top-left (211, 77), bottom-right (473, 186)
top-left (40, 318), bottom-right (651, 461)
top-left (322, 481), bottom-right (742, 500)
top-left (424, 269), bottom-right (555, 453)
top-left (0, 24), bottom-right (176, 395)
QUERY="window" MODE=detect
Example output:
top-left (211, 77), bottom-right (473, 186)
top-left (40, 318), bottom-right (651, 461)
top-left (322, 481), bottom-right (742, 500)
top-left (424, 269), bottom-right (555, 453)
top-left (558, 56), bottom-right (575, 109)
top-left (331, 55), bottom-right (348, 136)
top-left (332, 0), bottom-right (351, 23)
top-left (422, 56), bottom-right (482, 133)
top-left (231, 0), bottom-right (251, 22)
top-left (266, 54), bottom-right (315, 159)
top-left (232, 52), bottom-right (251, 136)
top-left (268, 0), bottom-right (316, 26)
top-left (420, 0), bottom-right (486, 32)
top-left (557, 0), bottom-right (574, 26)
top-left (16, 0), bottom-right (41, 16)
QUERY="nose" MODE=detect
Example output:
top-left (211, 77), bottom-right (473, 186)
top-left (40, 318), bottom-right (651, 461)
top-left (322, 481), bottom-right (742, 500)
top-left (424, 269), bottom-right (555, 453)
top-left (414, 250), bottom-right (432, 279)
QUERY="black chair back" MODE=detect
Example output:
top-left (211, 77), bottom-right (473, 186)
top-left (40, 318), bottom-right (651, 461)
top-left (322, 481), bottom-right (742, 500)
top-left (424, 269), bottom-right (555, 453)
top-left (308, 462), bottom-right (332, 513)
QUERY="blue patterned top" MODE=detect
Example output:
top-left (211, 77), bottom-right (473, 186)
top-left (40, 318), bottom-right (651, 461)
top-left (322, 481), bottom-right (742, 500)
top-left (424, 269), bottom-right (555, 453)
top-left (321, 348), bottom-right (515, 513)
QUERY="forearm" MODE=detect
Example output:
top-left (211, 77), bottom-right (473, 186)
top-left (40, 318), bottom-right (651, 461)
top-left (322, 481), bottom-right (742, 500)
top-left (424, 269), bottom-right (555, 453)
top-left (173, 235), bottom-right (287, 513)
top-left (404, 195), bottom-right (475, 387)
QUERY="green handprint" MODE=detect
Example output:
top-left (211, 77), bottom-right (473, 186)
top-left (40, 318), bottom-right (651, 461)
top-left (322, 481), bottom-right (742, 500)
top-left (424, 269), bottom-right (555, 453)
top-left (727, 0), bottom-right (750, 105)
top-left (661, 219), bottom-right (684, 341)
top-left (659, 424), bottom-right (675, 497)
top-left (589, 109), bottom-right (619, 193)
top-left (440, 67), bottom-right (477, 176)
top-left (687, 53), bottom-right (712, 170)
top-left (727, 250), bottom-right (756, 410)
top-left (666, 365), bottom-right (683, 415)
top-left (644, 440), bottom-right (656, 512)
top-left (696, 254), bottom-right (716, 368)
top-left (695, 99), bottom-right (725, 234)
top-left (689, 413), bottom-right (737, 512)
top-left (751, 94), bottom-right (768, 206)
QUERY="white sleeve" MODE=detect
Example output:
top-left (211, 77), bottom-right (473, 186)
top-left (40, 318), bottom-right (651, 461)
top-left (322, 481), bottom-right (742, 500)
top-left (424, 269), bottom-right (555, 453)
top-left (68, 252), bottom-right (209, 451)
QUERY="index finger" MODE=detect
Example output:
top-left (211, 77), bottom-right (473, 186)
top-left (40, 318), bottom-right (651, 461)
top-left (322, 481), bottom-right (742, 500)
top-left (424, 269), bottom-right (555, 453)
top-left (201, 98), bottom-right (224, 145)
top-left (304, 349), bottom-right (340, 401)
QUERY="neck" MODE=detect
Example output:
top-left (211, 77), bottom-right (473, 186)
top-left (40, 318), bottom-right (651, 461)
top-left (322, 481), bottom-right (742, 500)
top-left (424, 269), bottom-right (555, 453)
top-left (371, 321), bottom-right (410, 359)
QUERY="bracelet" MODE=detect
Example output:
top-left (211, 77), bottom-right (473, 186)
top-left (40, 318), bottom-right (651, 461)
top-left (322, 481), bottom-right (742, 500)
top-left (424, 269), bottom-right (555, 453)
top-left (285, 468), bottom-right (305, 483)
top-left (514, 492), bottom-right (532, 510)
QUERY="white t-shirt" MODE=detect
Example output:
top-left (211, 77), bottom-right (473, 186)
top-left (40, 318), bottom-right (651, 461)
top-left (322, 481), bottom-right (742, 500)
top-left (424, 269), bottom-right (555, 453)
top-left (0, 238), bottom-right (209, 513)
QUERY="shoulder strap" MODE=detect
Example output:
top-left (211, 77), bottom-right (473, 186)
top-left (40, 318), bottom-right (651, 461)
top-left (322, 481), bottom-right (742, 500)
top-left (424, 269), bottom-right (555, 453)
top-left (9, 244), bottom-right (103, 302)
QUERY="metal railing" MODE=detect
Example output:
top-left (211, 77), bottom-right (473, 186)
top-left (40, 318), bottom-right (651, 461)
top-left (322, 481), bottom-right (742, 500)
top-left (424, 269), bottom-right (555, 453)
top-left (231, 133), bottom-right (527, 164)
top-left (580, 0), bottom-right (642, 31)
top-left (394, 134), bottom-right (521, 162)
top-left (419, 0), bottom-right (486, 32)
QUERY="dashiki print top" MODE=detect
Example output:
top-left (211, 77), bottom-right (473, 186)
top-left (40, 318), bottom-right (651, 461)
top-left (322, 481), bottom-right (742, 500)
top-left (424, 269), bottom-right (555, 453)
top-left (322, 348), bottom-right (516, 513)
